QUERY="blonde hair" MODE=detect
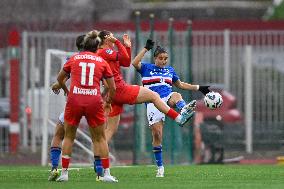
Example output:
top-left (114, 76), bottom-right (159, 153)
top-left (83, 30), bottom-right (101, 52)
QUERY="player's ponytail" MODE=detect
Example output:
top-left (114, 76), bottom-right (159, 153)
top-left (83, 30), bottom-right (101, 53)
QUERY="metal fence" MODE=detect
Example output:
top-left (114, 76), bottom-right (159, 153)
top-left (20, 29), bottom-right (284, 164)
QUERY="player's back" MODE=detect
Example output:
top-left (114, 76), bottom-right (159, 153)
top-left (63, 51), bottom-right (112, 104)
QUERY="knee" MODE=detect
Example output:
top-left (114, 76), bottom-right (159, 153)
top-left (92, 132), bottom-right (106, 143)
top-left (172, 92), bottom-right (182, 100)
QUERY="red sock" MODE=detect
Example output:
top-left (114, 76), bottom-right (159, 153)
top-left (101, 157), bottom-right (110, 169)
top-left (62, 155), bottom-right (70, 169)
top-left (166, 108), bottom-right (179, 120)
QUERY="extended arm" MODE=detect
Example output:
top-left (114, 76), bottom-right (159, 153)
top-left (132, 39), bottom-right (155, 70)
top-left (174, 80), bottom-right (211, 95)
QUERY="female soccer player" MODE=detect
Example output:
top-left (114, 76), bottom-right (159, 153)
top-left (132, 41), bottom-right (210, 177)
top-left (48, 34), bottom-right (85, 181)
top-left (97, 31), bottom-right (196, 146)
top-left (55, 31), bottom-right (118, 182)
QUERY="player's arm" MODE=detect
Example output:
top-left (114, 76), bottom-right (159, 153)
top-left (57, 69), bottom-right (69, 96)
top-left (132, 39), bottom-right (155, 70)
top-left (105, 35), bottom-right (130, 67)
top-left (51, 76), bottom-right (69, 95)
top-left (173, 80), bottom-right (211, 95)
top-left (101, 79), bottom-right (109, 98)
top-left (122, 34), bottom-right (132, 66)
top-left (104, 77), bottom-right (116, 104)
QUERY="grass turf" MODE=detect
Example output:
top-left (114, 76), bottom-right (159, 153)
top-left (0, 165), bottom-right (284, 189)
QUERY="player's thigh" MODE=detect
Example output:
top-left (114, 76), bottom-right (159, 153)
top-left (136, 87), bottom-right (159, 104)
top-left (147, 102), bottom-right (166, 126)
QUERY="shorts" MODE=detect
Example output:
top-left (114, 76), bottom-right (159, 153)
top-left (109, 84), bottom-right (140, 117)
top-left (58, 112), bottom-right (64, 125)
top-left (146, 92), bottom-right (173, 126)
top-left (64, 96), bottom-right (105, 127)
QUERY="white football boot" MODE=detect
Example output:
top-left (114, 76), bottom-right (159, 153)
top-left (56, 169), bottom-right (68, 182)
top-left (96, 168), bottom-right (118, 183)
top-left (156, 166), bottom-right (164, 177)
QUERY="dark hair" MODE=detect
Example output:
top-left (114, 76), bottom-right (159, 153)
top-left (83, 30), bottom-right (101, 53)
top-left (75, 34), bottom-right (85, 51)
top-left (98, 30), bottom-right (111, 45)
top-left (154, 46), bottom-right (167, 57)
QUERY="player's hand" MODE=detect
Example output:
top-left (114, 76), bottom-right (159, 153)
top-left (104, 102), bottom-right (112, 115)
top-left (105, 34), bottom-right (117, 43)
top-left (123, 34), bottom-right (131, 47)
top-left (63, 89), bottom-right (69, 96)
top-left (199, 85), bottom-right (211, 95)
top-left (51, 82), bottom-right (61, 95)
top-left (144, 39), bottom-right (155, 51)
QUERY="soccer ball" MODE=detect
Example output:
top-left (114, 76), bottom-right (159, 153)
top-left (204, 91), bottom-right (223, 110)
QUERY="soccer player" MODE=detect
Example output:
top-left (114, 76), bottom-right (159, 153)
top-left (48, 34), bottom-right (86, 181)
top-left (55, 30), bottom-right (118, 182)
top-left (132, 40), bottom-right (211, 177)
top-left (97, 31), bottom-right (196, 146)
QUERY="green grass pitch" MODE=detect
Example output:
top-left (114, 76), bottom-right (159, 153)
top-left (0, 165), bottom-right (284, 189)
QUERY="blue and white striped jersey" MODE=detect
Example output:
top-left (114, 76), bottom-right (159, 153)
top-left (137, 62), bottom-right (179, 98)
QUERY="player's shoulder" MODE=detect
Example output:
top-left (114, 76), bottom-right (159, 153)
top-left (141, 62), bottom-right (154, 68)
top-left (97, 48), bottom-right (114, 56)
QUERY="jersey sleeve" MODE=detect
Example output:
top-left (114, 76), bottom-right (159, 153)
top-left (63, 58), bottom-right (72, 74)
top-left (172, 67), bottom-right (180, 82)
top-left (102, 60), bottom-right (114, 79)
top-left (115, 40), bottom-right (131, 67)
top-left (137, 62), bottom-right (148, 76)
top-left (100, 48), bottom-right (118, 61)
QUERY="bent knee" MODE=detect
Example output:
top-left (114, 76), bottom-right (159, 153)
top-left (171, 92), bottom-right (182, 100)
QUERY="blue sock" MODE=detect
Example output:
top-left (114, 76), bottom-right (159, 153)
top-left (94, 156), bottom-right (103, 176)
top-left (153, 145), bottom-right (163, 167)
top-left (176, 100), bottom-right (186, 111)
top-left (50, 147), bottom-right (61, 170)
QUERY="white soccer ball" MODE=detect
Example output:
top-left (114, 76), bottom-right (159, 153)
top-left (204, 91), bottom-right (223, 110)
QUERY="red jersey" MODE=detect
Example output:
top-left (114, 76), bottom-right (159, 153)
top-left (63, 51), bottom-right (113, 100)
top-left (97, 40), bottom-right (131, 87)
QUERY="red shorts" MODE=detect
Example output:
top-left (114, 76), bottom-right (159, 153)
top-left (64, 95), bottom-right (105, 127)
top-left (109, 84), bottom-right (140, 117)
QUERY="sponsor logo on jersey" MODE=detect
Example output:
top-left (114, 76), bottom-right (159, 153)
top-left (74, 54), bottom-right (103, 62)
top-left (106, 49), bottom-right (113, 54)
top-left (73, 86), bottom-right (97, 95)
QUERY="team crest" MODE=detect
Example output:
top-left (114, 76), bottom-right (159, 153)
top-left (106, 49), bottom-right (113, 54)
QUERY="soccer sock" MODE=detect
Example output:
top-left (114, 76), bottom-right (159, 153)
top-left (101, 157), bottom-right (110, 169)
top-left (166, 108), bottom-right (179, 120)
top-left (61, 155), bottom-right (70, 171)
top-left (50, 147), bottom-right (61, 170)
top-left (176, 100), bottom-right (186, 111)
top-left (94, 156), bottom-right (103, 177)
top-left (153, 145), bottom-right (163, 167)
top-left (102, 157), bottom-right (110, 176)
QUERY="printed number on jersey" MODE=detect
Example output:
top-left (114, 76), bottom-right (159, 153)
top-left (79, 62), bottom-right (95, 86)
